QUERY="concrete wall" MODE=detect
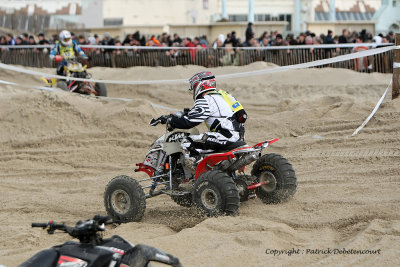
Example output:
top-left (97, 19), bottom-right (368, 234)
top-left (103, 0), bottom-right (219, 25)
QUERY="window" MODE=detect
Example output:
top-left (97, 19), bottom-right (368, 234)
top-left (203, 0), bottom-right (209, 9)
top-left (104, 18), bottom-right (123, 26)
top-left (228, 14), bottom-right (248, 22)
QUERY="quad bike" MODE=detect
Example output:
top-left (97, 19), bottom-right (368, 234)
top-left (19, 215), bottom-right (181, 267)
top-left (104, 113), bottom-right (297, 222)
top-left (42, 55), bottom-right (107, 97)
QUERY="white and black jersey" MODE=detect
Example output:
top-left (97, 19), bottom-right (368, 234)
top-left (170, 92), bottom-right (245, 151)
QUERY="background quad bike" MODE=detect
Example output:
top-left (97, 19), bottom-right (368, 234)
top-left (53, 55), bottom-right (108, 97)
top-left (104, 151), bottom-right (297, 222)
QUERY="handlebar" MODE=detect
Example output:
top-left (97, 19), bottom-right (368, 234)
top-left (149, 109), bottom-right (189, 128)
top-left (31, 215), bottom-right (112, 236)
top-left (31, 222), bottom-right (48, 228)
top-left (149, 115), bottom-right (171, 127)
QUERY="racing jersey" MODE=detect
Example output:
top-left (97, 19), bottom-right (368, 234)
top-left (50, 41), bottom-right (84, 59)
top-left (169, 91), bottom-right (244, 139)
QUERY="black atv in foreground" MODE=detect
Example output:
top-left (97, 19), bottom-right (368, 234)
top-left (18, 215), bottom-right (181, 267)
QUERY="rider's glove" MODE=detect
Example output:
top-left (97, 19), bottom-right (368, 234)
top-left (80, 51), bottom-right (88, 59)
top-left (166, 117), bottom-right (174, 132)
top-left (159, 115), bottom-right (168, 124)
top-left (49, 54), bottom-right (55, 60)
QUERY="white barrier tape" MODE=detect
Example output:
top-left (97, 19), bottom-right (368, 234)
top-left (0, 46), bottom-right (396, 85)
top-left (0, 43), bottom-right (394, 50)
top-left (351, 79), bottom-right (392, 137)
top-left (394, 62), bottom-right (400, 68)
top-left (218, 45), bottom-right (395, 79)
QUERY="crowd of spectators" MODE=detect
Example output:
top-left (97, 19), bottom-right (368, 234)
top-left (0, 25), bottom-right (396, 70)
top-left (0, 23), bottom-right (396, 52)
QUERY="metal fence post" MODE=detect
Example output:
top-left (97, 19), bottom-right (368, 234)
top-left (393, 33), bottom-right (400, 100)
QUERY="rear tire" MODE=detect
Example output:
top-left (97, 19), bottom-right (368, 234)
top-left (251, 153), bottom-right (297, 204)
top-left (192, 170), bottom-right (239, 216)
top-left (104, 175), bottom-right (146, 222)
top-left (95, 82), bottom-right (107, 97)
top-left (56, 80), bottom-right (68, 91)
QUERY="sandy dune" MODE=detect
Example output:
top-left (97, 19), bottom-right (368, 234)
top-left (0, 63), bottom-right (399, 266)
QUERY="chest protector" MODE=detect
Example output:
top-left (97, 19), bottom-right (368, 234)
top-left (218, 90), bottom-right (247, 123)
top-left (58, 42), bottom-right (76, 59)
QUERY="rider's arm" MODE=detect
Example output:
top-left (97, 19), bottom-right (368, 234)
top-left (169, 98), bottom-right (210, 129)
top-left (74, 42), bottom-right (86, 57)
top-left (49, 42), bottom-right (59, 57)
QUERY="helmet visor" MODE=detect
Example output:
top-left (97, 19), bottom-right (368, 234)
top-left (63, 38), bottom-right (71, 43)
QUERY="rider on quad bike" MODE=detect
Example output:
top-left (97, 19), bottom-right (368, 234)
top-left (49, 30), bottom-right (87, 76)
top-left (161, 71), bottom-right (247, 157)
top-left (104, 72), bottom-right (297, 221)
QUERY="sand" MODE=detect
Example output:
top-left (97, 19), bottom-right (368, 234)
top-left (0, 62), bottom-right (399, 267)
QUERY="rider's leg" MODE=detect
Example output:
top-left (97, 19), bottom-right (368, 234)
top-left (56, 60), bottom-right (67, 76)
top-left (185, 132), bottom-right (240, 153)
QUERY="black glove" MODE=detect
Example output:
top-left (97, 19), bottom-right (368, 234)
top-left (166, 117), bottom-right (174, 132)
top-left (159, 115), bottom-right (169, 124)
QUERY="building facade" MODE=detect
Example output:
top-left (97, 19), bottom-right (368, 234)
top-left (1, 0), bottom-right (398, 36)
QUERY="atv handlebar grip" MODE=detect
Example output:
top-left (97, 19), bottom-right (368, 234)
top-left (32, 223), bottom-right (47, 228)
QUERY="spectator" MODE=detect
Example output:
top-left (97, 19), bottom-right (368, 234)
top-left (353, 36), bottom-right (369, 72)
top-left (15, 36), bottom-right (23, 45)
top-left (113, 40), bottom-right (122, 55)
top-left (100, 32), bottom-right (115, 55)
top-left (6, 34), bottom-right (16, 45)
top-left (286, 33), bottom-right (297, 45)
top-left (323, 30), bottom-right (335, 44)
top-left (270, 34), bottom-right (285, 46)
top-left (260, 36), bottom-right (269, 47)
top-left (296, 33), bottom-right (306, 45)
top-left (173, 33), bottom-right (182, 44)
top-left (231, 31), bottom-right (238, 47)
top-left (182, 37), bottom-right (196, 62)
top-left (199, 35), bottom-right (209, 48)
top-left (123, 34), bottom-right (133, 45)
top-left (193, 37), bottom-right (206, 49)
top-left (213, 34), bottom-right (225, 49)
top-left (245, 22), bottom-right (254, 44)
top-left (339, 29), bottom-right (349, 44)
top-left (38, 33), bottom-right (48, 45)
top-left (387, 31), bottom-right (395, 43)
top-left (0, 35), bottom-right (7, 51)
top-left (223, 33), bottom-right (232, 46)
top-left (305, 35), bottom-right (315, 53)
top-left (94, 34), bottom-right (100, 44)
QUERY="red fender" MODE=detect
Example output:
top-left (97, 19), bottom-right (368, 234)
top-left (135, 163), bottom-right (155, 177)
top-left (253, 138), bottom-right (279, 149)
top-left (195, 151), bottom-right (236, 179)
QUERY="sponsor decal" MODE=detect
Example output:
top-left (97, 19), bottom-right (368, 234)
top-left (207, 137), bottom-right (227, 145)
top-left (166, 132), bottom-right (185, 142)
top-left (259, 165), bottom-right (275, 171)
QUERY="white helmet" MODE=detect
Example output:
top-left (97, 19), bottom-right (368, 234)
top-left (59, 30), bottom-right (72, 46)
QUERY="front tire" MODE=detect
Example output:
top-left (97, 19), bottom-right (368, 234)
top-left (251, 153), bottom-right (297, 204)
top-left (104, 175), bottom-right (146, 222)
top-left (95, 82), bottom-right (107, 97)
top-left (192, 170), bottom-right (239, 216)
top-left (56, 80), bottom-right (68, 91)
